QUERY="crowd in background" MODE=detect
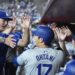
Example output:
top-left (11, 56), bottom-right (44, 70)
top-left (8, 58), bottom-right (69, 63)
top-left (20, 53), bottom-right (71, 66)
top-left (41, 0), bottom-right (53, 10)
top-left (0, 0), bottom-right (41, 28)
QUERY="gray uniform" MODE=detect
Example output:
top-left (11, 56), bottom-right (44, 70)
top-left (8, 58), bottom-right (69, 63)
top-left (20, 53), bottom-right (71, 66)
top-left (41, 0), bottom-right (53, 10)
top-left (17, 47), bottom-right (64, 75)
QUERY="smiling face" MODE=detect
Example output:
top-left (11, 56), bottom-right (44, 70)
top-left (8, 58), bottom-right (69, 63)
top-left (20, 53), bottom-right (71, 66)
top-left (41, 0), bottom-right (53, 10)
top-left (0, 18), bottom-right (8, 32)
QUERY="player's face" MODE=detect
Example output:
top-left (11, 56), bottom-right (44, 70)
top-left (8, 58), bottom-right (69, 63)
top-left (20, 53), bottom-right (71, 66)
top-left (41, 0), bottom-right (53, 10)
top-left (33, 36), bottom-right (44, 47)
top-left (0, 19), bottom-right (8, 32)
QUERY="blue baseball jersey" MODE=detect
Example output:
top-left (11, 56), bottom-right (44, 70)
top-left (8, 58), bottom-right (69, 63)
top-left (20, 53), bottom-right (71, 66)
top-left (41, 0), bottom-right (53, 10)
top-left (56, 60), bottom-right (75, 75)
top-left (0, 31), bottom-right (22, 74)
top-left (16, 47), bottom-right (64, 75)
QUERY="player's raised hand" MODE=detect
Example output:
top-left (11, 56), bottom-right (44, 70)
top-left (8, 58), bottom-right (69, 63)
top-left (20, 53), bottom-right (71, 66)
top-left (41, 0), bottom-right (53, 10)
top-left (21, 15), bottom-right (31, 29)
top-left (61, 26), bottom-right (72, 37)
top-left (55, 27), bottom-right (67, 42)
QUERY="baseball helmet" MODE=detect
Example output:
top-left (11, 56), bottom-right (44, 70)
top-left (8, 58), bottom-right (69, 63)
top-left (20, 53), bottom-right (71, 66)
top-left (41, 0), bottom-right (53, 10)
top-left (63, 60), bottom-right (75, 75)
top-left (0, 11), bottom-right (12, 21)
top-left (32, 25), bottom-right (54, 46)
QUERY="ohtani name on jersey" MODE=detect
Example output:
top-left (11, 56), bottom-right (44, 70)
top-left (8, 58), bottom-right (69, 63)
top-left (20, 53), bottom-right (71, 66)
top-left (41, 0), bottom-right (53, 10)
top-left (36, 54), bottom-right (55, 62)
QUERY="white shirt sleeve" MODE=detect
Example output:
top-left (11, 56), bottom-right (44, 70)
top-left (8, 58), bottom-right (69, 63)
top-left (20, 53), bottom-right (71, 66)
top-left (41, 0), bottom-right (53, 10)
top-left (17, 51), bottom-right (28, 66)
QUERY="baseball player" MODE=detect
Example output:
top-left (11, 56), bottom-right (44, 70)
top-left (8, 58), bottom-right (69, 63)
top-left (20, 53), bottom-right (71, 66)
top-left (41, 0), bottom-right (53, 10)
top-left (14, 25), bottom-right (64, 75)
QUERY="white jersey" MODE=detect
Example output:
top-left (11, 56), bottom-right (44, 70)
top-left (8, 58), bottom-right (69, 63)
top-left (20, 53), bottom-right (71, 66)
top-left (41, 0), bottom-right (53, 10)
top-left (17, 47), bottom-right (64, 75)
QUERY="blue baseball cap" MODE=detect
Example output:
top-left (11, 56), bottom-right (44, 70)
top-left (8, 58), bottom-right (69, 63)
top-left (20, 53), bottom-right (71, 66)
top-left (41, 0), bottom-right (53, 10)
top-left (33, 25), bottom-right (54, 46)
top-left (63, 60), bottom-right (75, 75)
top-left (0, 11), bottom-right (12, 21)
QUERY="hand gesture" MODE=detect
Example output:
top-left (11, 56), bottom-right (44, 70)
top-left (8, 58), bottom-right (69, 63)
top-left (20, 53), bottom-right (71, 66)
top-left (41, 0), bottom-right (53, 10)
top-left (55, 27), bottom-right (67, 41)
top-left (61, 26), bottom-right (72, 37)
top-left (4, 35), bottom-right (16, 48)
top-left (21, 15), bottom-right (31, 29)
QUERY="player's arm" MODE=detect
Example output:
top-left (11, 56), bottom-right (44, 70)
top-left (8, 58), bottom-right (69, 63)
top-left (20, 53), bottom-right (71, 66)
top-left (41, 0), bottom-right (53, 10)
top-left (0, 33), bottom-right (16, 48)
top-left (17, 16), bottom-right (31, 47)
top-left (17, 28), bottom-right (30, 47)
top-left (13, 51), bottom-right (28, 66)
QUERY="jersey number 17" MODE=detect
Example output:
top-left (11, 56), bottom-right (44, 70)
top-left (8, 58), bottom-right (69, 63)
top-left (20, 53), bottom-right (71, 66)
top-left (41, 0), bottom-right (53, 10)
top-left (37, 64), bottom-right (52, 75)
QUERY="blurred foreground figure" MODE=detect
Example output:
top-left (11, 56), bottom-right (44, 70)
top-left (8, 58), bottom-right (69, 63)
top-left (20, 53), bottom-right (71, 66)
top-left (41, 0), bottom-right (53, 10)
top-left (56, 60), bottom-right (75, 75)
top-left (0, 10), bottom-right (16, 75)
